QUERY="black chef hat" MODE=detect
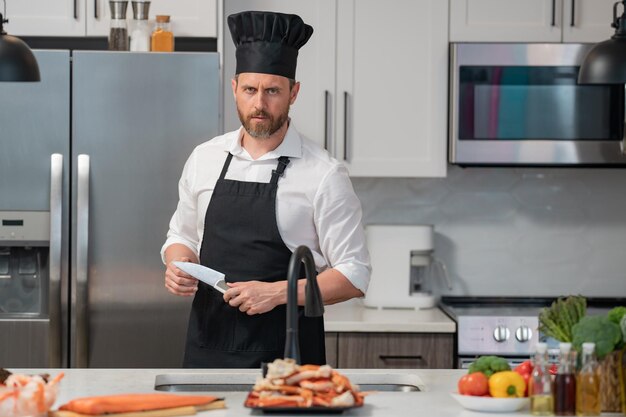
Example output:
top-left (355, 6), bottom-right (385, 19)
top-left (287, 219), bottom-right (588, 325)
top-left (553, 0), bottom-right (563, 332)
top-left (228, 11), bottom-right (313, 80)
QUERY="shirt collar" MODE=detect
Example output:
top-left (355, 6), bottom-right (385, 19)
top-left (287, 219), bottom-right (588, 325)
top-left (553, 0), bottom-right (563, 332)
top-left (227, 122), bottom-right (303, 161)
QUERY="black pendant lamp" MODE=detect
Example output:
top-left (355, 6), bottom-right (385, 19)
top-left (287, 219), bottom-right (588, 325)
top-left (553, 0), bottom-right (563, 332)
top-left (0, 1), bottom-right (40, 82)
top-left (578, 0), bottom-right (626, 84)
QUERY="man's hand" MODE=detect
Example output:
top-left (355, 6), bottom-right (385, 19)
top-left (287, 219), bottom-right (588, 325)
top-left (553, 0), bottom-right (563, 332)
top-left (164, 257), bottom-right (198, 297)
top-left (224, 281), bottom-right (285, 315)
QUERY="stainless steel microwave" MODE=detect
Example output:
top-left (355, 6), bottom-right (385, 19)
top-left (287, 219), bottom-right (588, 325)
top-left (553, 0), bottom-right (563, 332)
top-left (449, 43), bottom-right (626, 166)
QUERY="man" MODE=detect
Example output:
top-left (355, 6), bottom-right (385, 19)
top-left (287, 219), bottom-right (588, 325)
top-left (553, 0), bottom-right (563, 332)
top-left (161, 11), bottom-right (370, 368)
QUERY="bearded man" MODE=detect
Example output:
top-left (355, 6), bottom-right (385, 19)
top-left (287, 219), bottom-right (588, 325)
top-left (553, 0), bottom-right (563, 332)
top-left (161, 11), bottom-right (371, 368)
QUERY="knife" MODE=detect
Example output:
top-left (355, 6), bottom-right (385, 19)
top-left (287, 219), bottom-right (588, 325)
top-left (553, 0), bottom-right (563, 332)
top-left (173, 262), bottom-right (229, 294)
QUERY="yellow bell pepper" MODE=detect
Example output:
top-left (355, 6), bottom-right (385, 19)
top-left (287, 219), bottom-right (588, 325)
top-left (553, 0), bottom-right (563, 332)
top-left (488, 371), bottom-right (526, 398)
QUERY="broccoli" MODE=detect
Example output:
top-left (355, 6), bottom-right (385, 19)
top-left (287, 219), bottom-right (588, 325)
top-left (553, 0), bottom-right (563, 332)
top-left (608, 306), bottom-right (626, 325)
top-left (468, 356), bottom-right (511, 377)
top-left (572, 315), bottom-right (622, 360)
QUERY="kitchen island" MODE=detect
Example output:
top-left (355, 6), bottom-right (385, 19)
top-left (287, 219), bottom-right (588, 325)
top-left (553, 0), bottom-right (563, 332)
top-left (19, 368), bottom-right (537, 417)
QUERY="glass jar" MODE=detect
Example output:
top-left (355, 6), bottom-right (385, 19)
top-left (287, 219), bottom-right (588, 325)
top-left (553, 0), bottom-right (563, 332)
top-left (109, 19), bottom-right (129, 51)
top-left (151, 15), bottom-right (174, 52)
top-left (108, 1), bottom-right (129, 51)
top-left (130, 0), bottom-right (151, 51)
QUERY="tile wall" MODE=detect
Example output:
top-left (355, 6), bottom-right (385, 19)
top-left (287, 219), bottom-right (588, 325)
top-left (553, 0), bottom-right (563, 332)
top-left (353, 167), bottom-right (626, 297)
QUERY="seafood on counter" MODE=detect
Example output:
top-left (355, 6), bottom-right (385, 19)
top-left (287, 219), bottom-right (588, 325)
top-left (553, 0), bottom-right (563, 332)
top-left (0, 368), bottom-right (64, 417)
top-left (245, 359), bottom-right (367, 408)
top-left (56, 393), bottom-right (223, 415)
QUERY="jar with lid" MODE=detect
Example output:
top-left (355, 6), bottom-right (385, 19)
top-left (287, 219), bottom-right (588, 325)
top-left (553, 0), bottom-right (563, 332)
top-left (130, 0), bottom-right (151, 51)
top-left (108, 0), bottom-right (129, 51)
top-left (151, 15), bottom-right (174, 52)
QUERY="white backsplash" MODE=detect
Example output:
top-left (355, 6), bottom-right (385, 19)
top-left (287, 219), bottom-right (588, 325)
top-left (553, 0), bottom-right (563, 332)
top-left (352, 166), bottom-right (626, 298)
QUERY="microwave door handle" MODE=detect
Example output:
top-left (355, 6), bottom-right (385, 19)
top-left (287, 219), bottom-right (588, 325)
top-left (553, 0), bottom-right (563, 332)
top-left (49, 154), bottom-right (63, 367)
top-left (73, 154), bottom-right (90, 368)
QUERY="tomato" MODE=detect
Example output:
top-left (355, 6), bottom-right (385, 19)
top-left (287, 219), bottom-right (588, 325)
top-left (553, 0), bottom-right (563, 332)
top-left (458, 372), bottom-right (490, 396)
top-left (514, 360), bottom-right (533, 396)
top-left (549, 363), bottom-right (558, 375)
top-left (514, 360), bottom-right (533, 376)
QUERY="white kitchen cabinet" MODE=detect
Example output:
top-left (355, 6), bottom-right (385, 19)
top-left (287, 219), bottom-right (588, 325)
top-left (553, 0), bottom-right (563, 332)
top-left (8, 0), bottom-right (216, 37)
top-left (88, 0), bottom-right (217, 37)
top-left (450, 0), bottom-right (615, 43)
top-left (7, 0), bottom-right (86, 36)
top-left (222, 0), bottom-right (448, 177)
top-left (222, 0), bottom-right (336, 152)
top-left (337, 0), bottom-right (447, 177)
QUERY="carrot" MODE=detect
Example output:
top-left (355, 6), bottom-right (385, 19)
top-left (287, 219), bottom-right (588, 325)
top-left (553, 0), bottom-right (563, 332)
top-left (59, 393), bottom-right (218, 415)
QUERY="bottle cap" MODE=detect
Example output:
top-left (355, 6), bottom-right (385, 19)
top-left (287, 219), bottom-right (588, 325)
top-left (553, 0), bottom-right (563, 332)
top-left (559, 342), bottom-right (572, 353)
top-left (535, 342), bottom-right (547, 353)
top-left (156, 15), bottom-right (170, 23)
top-left (582, 342), bottom-right (595, 353)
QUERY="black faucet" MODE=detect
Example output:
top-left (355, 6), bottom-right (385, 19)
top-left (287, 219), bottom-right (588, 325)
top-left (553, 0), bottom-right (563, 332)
top-left (284, 245), bottom-right (324, 364)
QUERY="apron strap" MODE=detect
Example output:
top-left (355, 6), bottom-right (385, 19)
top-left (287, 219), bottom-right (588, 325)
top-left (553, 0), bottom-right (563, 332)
top-left (270, 156), bottom-right (291, 185)
top-left (218, 153), bottom-right (234, 180)
top-left (220, 153), bottom-right (290, 184)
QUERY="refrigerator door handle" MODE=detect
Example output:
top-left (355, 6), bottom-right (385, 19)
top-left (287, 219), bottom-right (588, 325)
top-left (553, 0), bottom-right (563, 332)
top-left (49, 154), bottom-right (63, 367)
top-left (73, 154), bottom-right (90, 368)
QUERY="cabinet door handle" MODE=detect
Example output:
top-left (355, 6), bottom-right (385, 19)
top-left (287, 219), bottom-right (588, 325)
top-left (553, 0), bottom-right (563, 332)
top-left (551, 0), bottom-right (556, 26)
top-left (74, 0), bottom-right (78, 19)
top-left (379, 355), bottom-right (424, 362)
top-left (570, 0), bottom-right (576, 26)
top-left (94, 0), bottom-right (99, 19)
top-left (324, 90), bottom-right (331, 151)
top-left (343, 91), bottom-right (349, 161)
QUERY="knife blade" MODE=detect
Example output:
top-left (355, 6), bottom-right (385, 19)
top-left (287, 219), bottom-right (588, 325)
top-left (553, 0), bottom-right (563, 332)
top-left (173, 262), bottom-right (229, 294)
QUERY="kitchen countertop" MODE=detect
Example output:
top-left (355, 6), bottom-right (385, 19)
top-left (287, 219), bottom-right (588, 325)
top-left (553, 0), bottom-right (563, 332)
top-left (17, 368), bottom-right (535, 417)
top-left (323, 299), bottom-right (456, 333)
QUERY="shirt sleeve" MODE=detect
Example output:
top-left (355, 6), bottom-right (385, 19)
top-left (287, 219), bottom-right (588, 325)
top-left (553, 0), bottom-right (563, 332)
top-left (313, 163), bottom-right (371, 294)
top-left (160, 151), bottom-right (200, 264)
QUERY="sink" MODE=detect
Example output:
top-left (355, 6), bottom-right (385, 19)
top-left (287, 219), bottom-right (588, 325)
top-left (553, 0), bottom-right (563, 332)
top-left (155, 371), bottom-right (424, 392)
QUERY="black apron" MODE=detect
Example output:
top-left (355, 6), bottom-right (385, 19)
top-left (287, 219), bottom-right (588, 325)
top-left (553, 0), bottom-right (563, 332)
top-left (183, 152), bottom-right (326, 368)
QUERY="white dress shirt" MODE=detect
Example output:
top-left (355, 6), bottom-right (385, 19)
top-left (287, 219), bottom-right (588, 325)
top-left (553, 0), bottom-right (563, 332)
top-left (161, 124), bottom-right (371, 294)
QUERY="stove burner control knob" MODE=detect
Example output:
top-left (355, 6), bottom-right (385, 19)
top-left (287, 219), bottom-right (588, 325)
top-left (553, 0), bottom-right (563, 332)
top-left (493, 325), bottom-right (510, 343)
top-left (515, 325), bottom-right (533, 342)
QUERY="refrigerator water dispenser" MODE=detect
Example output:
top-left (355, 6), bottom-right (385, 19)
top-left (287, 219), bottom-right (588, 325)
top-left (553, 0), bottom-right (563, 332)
top-left (0, 211), bottom-right (51, 367)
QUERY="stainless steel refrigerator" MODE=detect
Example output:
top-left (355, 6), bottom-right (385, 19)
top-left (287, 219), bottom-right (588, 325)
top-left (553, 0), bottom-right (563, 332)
top-left (0, 50), bottom-right (219, 368)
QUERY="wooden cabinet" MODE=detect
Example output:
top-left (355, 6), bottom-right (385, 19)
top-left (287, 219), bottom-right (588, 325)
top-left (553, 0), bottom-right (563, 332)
top-left (8, 0), bottom-right (216, 37)
top-left (222, 0), bottom-right (448, 178)
top-left (325, 332), bottom-right (454, 369)
top-left (450, 0), bottom-right (615, 43)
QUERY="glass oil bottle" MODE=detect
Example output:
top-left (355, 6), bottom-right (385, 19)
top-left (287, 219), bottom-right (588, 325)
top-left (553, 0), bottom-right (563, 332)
top-left (576, 342), bottom-right (601, 416)
top-left (530, 342), bottom-right (554, 416)
top-left (554, 342), bottom-right (577, 416)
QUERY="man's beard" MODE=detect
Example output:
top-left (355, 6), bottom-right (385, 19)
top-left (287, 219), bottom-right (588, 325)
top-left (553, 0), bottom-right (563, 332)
top-left (238, 106), bottom-right (290, 139)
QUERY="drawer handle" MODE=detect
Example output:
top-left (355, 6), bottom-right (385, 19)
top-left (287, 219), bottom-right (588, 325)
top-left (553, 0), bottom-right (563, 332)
top-left (379, 355), bottom-right (424, 362)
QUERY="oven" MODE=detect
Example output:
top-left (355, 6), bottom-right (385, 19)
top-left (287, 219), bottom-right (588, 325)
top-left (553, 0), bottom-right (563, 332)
top-left (440, 296), bottom-right (624, 369)
top-left (449, 43), bottom-right (626, 166)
